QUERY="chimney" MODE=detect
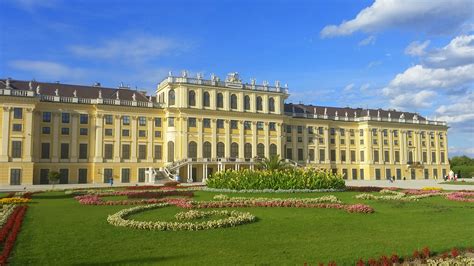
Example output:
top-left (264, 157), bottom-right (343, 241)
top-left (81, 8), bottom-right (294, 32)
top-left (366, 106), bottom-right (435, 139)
top-left (94, 82), bottom-right (101, 87)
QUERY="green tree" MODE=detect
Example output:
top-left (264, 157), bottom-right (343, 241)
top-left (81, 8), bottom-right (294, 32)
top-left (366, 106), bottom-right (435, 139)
top-left (449, 155), bottom-right (474, 178)
top-left (257, 155), bottom-right (290, 171)
top-left (48, 171), bottom-right (61, 189)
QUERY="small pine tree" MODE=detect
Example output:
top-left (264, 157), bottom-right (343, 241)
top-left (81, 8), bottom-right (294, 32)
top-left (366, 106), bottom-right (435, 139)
top-left (48, 171), bottom-right (61, 189)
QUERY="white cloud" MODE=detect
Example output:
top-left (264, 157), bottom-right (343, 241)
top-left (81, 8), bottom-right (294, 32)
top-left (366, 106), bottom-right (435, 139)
top-left (360, 83), bottom-right (370, 92)
top-left (320, 0), bottom-right (473, 38)
top-left (358, 35), bottom-right (376, 46)
top-left (423, 35), bottom-right (474, 68)
top-left (9, 60), bottom-right (87, 80)
top-left (449, 146), bottom-right (474, 157)
top-left (389, 90), bottom-right (437, 109)
top-left (343, 83), bottom-right (355, 92)
top-left (435, 91), bottom-right (474, 131)
top-left (367, 60), bottom-right (382, 68)
top-left (405, 40), bottom-right (431, 56)
top-left (70, 34), bottom-right (183, 62)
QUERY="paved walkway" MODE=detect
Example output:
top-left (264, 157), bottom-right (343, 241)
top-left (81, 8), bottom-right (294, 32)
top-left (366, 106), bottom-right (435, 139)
top-left (1, 179), bottom-right (472, 192)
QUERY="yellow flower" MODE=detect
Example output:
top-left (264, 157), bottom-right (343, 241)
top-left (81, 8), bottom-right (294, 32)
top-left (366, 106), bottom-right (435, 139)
top-left (0, 198), bottom-right (30, 204)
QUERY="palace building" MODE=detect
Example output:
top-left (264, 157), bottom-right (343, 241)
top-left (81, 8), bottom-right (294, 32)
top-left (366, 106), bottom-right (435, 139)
top-left (0, 72), bottom-right (449, 185)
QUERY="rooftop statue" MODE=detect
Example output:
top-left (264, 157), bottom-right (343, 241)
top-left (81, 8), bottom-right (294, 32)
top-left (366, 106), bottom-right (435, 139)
top-left (226, 72), bottom-right (241, 83)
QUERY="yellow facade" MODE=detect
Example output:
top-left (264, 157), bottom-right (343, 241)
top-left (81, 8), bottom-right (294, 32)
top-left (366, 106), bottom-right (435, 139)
top-left (0, 74), bottom-right (449, 185)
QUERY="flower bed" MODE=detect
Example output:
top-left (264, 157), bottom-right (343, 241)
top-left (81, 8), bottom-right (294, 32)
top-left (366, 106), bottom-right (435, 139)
top-left (355, 189), bottom-right (443, 202)
top-left (446, 191), bottom-right (474, 202)
top-left (203, 187), bottom-right (345, 193)
top-left (127, 191), bottom-right (194, 199)
top-left (0, 198), bottom-right (30, 204)
top-left (0, 205), bottom-right (28, 265)
top-left (107, 204), bottom-right (256, 231)
top-left (346, 186), bottom-right (389, 192)
top-left (0, 205), bottom-right (16, 228)
top-left (206, 168), bottom-right (345, 190)
top-left (212, 194), bottom-right (342, 203)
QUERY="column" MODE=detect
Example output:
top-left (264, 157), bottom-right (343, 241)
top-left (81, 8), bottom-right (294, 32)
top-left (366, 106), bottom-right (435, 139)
top-left (197, 118), bottom-right (203, 158)
top-left (33, 111), bottom-right (41, 161)
top-left (416, 131), bottom-right (422, 163)
top-left (388, 129), bottom-right (394, 164)
top-left (147, 117), bottom-right (153, 162)
top-left (130, 116), bottom-right (137, 162)
top-left (365, 128), bottom-right (372, 164)
top-left (114, 115), bottom-right (121, 161)
top-left (0, 107), bottom-right (10, 161)
top-left (94, 114), bottom-right (103, 162)
top-left (324, 127), bottom-right (329, 163)
top-left (211, 119), bottom-right (217, 158)
top-left (252, 121), bottom-right (257, 158)
top-left (400, 131), bottom-right (406, 164)
top-left (51, 112), bottom-right (60, 162)
top-left (70, 113), bottom-right (78, 161)
top-left (239, 121), bottom-right (244, 158)
top-left (334, 127), bottom-right (339, 164)
top-left (292, 125), bottom-right (297, 160)
top-left (224, 120), bottom-right (230, 157)
top-left (181, 118), bottom-right (188, 160)
top-left (264, 122), bottom-right (270, 158)
top-left (276, 123), bottom-right (283, 157)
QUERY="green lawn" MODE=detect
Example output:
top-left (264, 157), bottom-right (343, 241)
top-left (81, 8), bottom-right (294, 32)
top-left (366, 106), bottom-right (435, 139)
top-left (9, 190), bottom-right (474, 265)
top-left (440, 181), bottom-right (474, 185)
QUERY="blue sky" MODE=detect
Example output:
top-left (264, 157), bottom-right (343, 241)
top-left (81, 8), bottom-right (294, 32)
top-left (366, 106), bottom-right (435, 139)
top-left (1, 0), bottom-right (473, 157)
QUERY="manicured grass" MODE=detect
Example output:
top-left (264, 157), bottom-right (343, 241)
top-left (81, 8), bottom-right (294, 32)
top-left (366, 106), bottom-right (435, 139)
top-left (9, 190), bottom-right (474, 265)
top-left (440, 181), bottom-right (474, 185)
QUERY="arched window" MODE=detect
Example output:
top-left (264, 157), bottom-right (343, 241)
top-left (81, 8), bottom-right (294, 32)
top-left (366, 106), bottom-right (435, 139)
top-left (167, 141), bottom-right (174, 162)
top-left (188, 141), bottom-right (197, 159)
top-left (230, 94), bottom-right (237, 110)
top-left (244, 95), bottom-right (250, 110)
top-left (217, 142), bottom-right (225, 158)
top-left (270, 144), bottom-right (277, 156)
top-left (203, 141), bottom-right (211, 158)
top-left (257, 143), bottom-right (265, 158)
top-left (230, 142), bottom-right (239, 158)
top-left (188, 90), bottom-right (196, 106)
top-left (268, 98), bottom-right (275, 112)
top-left (203, 91), bottom-right (210, 107)
top-left (168, 90), bottom-right (175, 106)
top-left (217, 93), bottom-right (224, 108)
top-left (244, 143), bottom-right (252, 158)
top-left (256, 96), bottom-right (263, 111)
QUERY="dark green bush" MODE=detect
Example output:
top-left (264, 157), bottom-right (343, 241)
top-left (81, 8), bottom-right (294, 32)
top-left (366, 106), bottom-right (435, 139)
top-left (206, 168), bottom-right (345, 190)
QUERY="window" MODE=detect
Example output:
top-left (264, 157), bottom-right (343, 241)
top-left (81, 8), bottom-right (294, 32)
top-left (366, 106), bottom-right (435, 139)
top-left (268, 98), bottom-right (275, 112)
top-left (12, 141), bottom-right (22, 158)
top-left (244, 95), bottom-right (250, 110)
top-left (408, 130), bottom-right (413, 137)
top-left (59, 169), bottom-right (69, 184)
top-left (298, 126), bottom-right (303, 134)
top-left (359, 129), bottom-right (364, 136)
top-left (432, 152), bottom-right (436, 163)
top-left (41, 143), bottom-right (50, 159)
top-left (61, 127), bottom-right (70, 135)
top-left (138, 145), bottom-right (147, 159)
top-left (168, 89), bottom-right (176, 105)
top-left (393, 130), bottom-right (398, 137)
top-left (217, 119), bottom-right (224, 129)
top-left (104, 144), bottom-right (113, 159)
top-left (188, 118), bottom-right (196, 128)
top-left (231, 120), bottom-right (238, 129)
top-left (360, 169), bottom-right (365, 180)
top-left (62, 113), bottom-right (70, 123)
top-left (42, 112), bottom-right (51, 122)
top-left (60, 143), bottom-right (69, 159)
top-left (217, 142), bottom-right (225, 157)
top-left (203, 91), bottom-right (210, 107)
top-left (372, 128), bottom-right (378, 136)
top-left (122, 116), bottom-right (130, 125)
top-left (244, 143), bottom-right (252, 158)
top-left (79, 144), bottom-right (88, 159)
top-left (352, 169), bottom-right (357, 180)
top-left (203, 142), bottom-right (212, 158)
top-left (341, 150), bottom-right (346, 162)
top-left (286, 148), bottom-right (293, 160)
top-left (318, 127), bottom-right (324, 135)
top-left (230, 94), bottom-right (237, 109)
top-left (330, 138), bottom-right (335, 144)
top-left (373, 150), bottom-right (379, 162)
top-left (286, 136), bottom-right (292, 142)
top-left (286, 125), bottom-right (292, 133)
top-left (384, 150), bottom-right (389, 162)
top-left (105, 129), bottom-right (113, 136)
top-left (188, 142), bottom-right (197, 158)
top-left (80, 114), bottom-right (89, 124)
top-left (360, 139), bottom-right (364, 145)
top-left (188, 90), bottom-right (196, 106)
top-left (270, 144), bottom-right (277, 156)
top-left (342, 169), bottom-right (348, 180)
top-left (103, 168), bottom-right (113, 183)
top-left (424, 169), bottom-right (429, 179)
top-left (230, 143), bottom-right (239, 158)
top-left (386, 169), bottom-right (392, 180)
top-left (269, 122), bottom-right (276, 131)
top-left (298, 137), bottom-right (303, 143)
top-left (350, 139), bottom-right (355, 145)
top-left (154, 145), bottom-right (162, 159)
top-left (216, 93), bottom-right (223, 108)
top-left (408, 151), bottom-right (413, 163)
top-left (244, 121), bottom-right (251, 130)
top-left (350, 150), bottom-right (356, 162)
top-left (10, 169), bottom-right (21, 185)
top-left (319, 138), bottom-right (324, 144)
top-left (298, 148), bottom-right (303, 161)
top-left (203, 118), bottom-right (211, 128)
top-left (422, 152), bottom-right (427, 163)
top-left (168, 117), bottom-right (174, 127)
top-left (155, 131), bottom-right (161, 138)
top-left (154, 118), bottom-right (161, 127)
top-left (373, 139), bottom-right (378, 145)
top-left (80, 128), bottom-right (88, 136)
top-left (308, 127), bottom-right (314, 134)
top-left (12, 124), bottom-right (22, 131)
top-left (330, 150), bottom-right (336, 161)
top-left (139, 130), bottom-right (146, 137)
top-left (340, 128), bottom-right (345, 136)
top-left (138, 168), bottom-right (146, 182)
top-left (319, 149), bottom-right (325, 161)
top-left (138, 116), bottom-right (146, 126)
top-left (395, 151), bottom-right (400, 163)
top-left (394, 140), bottom-right (399, 146)
top-left (257, 144), bottom-right (265, 158)
top-left (375, 169), bottom-right (381, 180)
top-left (256, 122), bottom-right (264, 131)
top-left (441, 152), bottom-right (445, 163)
top-left (309, 149), bottom-right (315, 161)
top-left (360, 150), bottom-right (364, 162)
top-left (256, 96), bottom-right (263, 111)
top-left (350, 129), bottom-right (355, 137)
top-left (330, 128), bottom-right (335, 135)
top-left (78, 169), bottom-right (88, 184)
top-left (105, 115), bottom-right (113, 125)
top-left (40, 169), bottom-right (49, 184)
top-left (122, 129), bottom-right (130, 137)
top-left (13, 108), bottom-right (22, 119)
top-left (121, 168), bottom-right (130, 183)
top-left (340, 138), bottom-right (345, 145)
top-left (122, 144), bottom-right (130, 159)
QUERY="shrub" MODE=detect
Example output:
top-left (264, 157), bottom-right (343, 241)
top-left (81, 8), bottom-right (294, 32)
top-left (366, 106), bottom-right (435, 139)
top-left (163, 181), bottom-right (179, 187)
top-left (206, 168), bottom-right (345, 190)
top-left (346, 186), bottom-right (385, 192)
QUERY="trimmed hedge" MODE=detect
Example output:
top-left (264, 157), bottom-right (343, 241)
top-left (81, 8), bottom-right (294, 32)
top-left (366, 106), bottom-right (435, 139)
top-left (206, 168), bottom-right (345, 190)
